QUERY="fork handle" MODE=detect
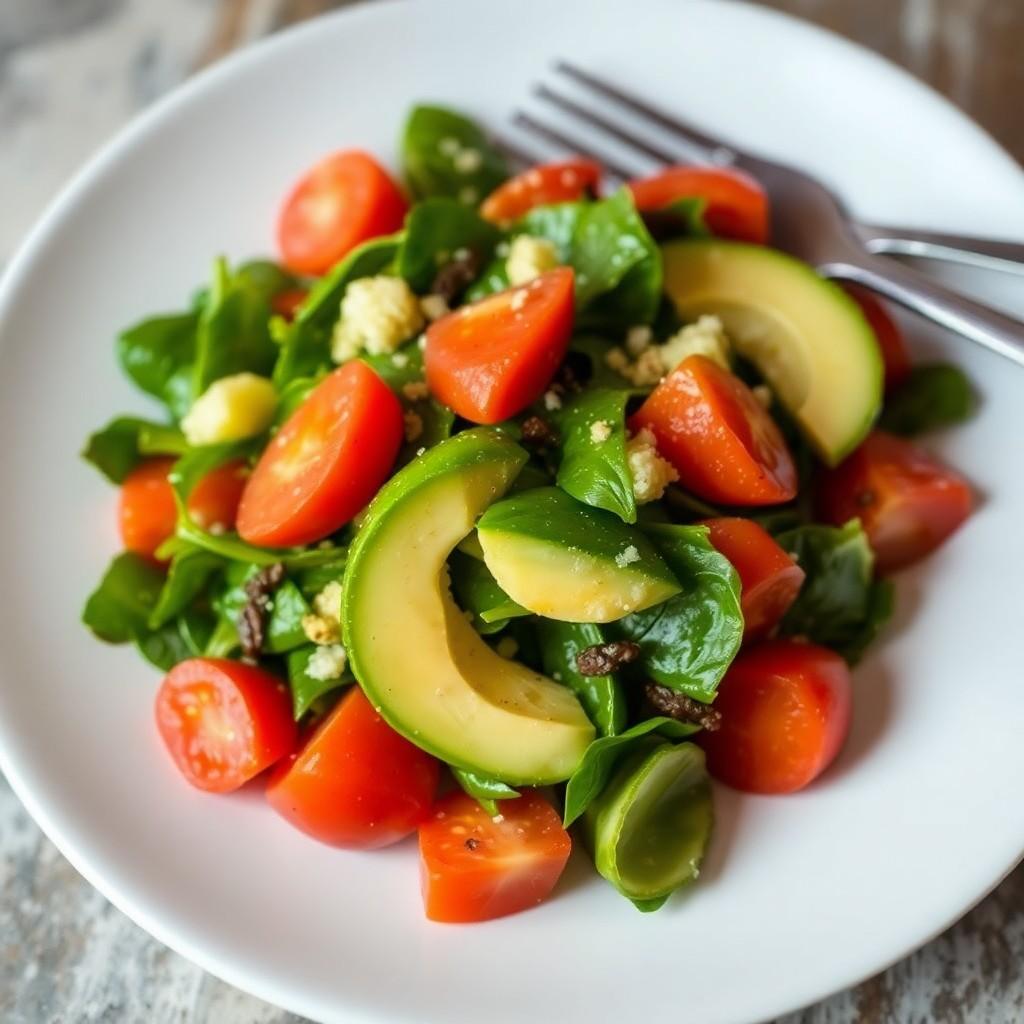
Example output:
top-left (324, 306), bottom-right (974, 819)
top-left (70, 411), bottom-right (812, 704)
top-left (854, 224), bottom-right (1024, 276)
top-left (821, 252), bottom-right (1024, 368)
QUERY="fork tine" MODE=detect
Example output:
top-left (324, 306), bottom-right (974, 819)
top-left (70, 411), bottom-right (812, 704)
top-left (554, 60), bottom-right (738, 165)
top-left (533, 84), bottom-right (678, 165)
top-left (511, 111), bottom-right (639, 181)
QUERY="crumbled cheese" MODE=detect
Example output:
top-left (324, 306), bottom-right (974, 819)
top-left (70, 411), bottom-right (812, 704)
top-left (590, 420), bottom-right (613, 443)
top-left (331, 276), bottom-right (424, 362)
top-left (630, 348), bottom-right (666, 386)
top-left (181, 373), bottom-right (277, 446)
top-left (506, 235), bottom-right (559, 286)
top-left (492, 814), bottom-right (505, 824)
top-left (391, 351), bottom-right (410, 368)
top-left (625, 325), bottom-right (653, 356)
top-left (313, 581), bottom-right (342, 620)
top-left (302, 614), bottom-right (337, 646)
top-left (626, 427), bottom-right (679, 503)
top-left (453, 148), bottom-right (483, 173)
top-left (404, 410), bottom-right (424, 441)
top-left (419, 294), bottom-right (450, 322)
top-left (401, 380), bottom-right (430, 401)
top-left (752, 384), bottom-right (773, 409)
top-left (543, 389), bottom-right (563, 412)
top-left (306, 644), bottom-right (347, 682)
top-left (615, 545), bottom-right (641, 568)
top-left (605, 346), bottom-right (630, 372)
top-left (301, 583), bottom-right (343, 646)
top-left (495, 636), bottom-right (519, 659)
top-left (659, 315), bottom-right (731, 373)
top-left (417, 334), bottom-right (427, 351)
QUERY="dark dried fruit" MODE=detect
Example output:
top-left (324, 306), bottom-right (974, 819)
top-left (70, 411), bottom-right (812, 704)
top-left (520, 415), bottom-right (559, 448)
top-left (644, 681), bottom-right (722, 731)
top-left (431, 249), bottom-right (481, 303)
top-left (575, 640), bottom-right (641, 676)
top-left (238, 563), bottom-right (286, 659)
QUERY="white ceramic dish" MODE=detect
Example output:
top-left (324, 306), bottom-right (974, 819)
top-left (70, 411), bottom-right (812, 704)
top-left (2, 1), bottom-right (1024, 1022)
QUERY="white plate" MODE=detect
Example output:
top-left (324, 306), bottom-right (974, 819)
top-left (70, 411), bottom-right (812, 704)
top-left (2, 1), bottom-right (1023, 1022)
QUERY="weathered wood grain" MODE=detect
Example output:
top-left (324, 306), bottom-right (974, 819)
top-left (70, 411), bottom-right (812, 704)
top-left (1, 1), bottom-right (1022, 1021)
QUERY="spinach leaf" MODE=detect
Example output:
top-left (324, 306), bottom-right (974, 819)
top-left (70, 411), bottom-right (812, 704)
top-left (452, 768), bottom-right (520, 817)
top-left (521, 202), bottom-right (583, 258)
top-left (556, 388), bottom-right (635, 523)
top-left (274, 374), bottom-right (321, 425)
top-left (296, 560), bottom-right (347, 599)
top-left (777, 520), bottom-right (894, 663)
top-left (398, 198), bottom-right (501, 291)
top-left (287, 645), bottom-right (352, 719)
top-left (82, 416), bottom-right (182, 483)
top-left (137, 609), bottom-right (214, 672)
top-left (562, 717), bottom-right (699, 826)
top-left (879, 364), bottom-right (975, 436)
top-left (116, 311), bottom-right (198, 420)
top-left (82, 553), bottom-right (166, 643)
top-left (568, 335), bottom-right (648, 392)
top-left (464, 255), bottom-right (510, 301)
top-left (148, 547), bottom-right (224, 629)
top-left (360, 339), bottom-right (425, 389)
top-left (168, 441), bottom-right (252, 502)
top-left (215, 566), bottom-right (311, 654)
top-left (402, 104), bottom-right (508, 203)
top-left (172, 517), bottom-right (345, 569)
top-left (448, 550), bottom-right (528, 634)
top-left (193, 258), bottom-right (285, 395)
top-left (204, 614), bottom-right (240, 658)
top-left (640, 196), bottom-right (710, 241)
top-left (272, 234), bottom-right (402, 387)
top-left (611, 524), bottom-right (743, 702)
top-left (402, 399), bottom-right (455, 461)
top-left (536, 620), bottom-right (627, 737)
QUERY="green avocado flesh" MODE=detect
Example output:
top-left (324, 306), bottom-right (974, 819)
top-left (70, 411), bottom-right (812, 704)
top-left (342, 430), bottom-right (595, 785)
top-left (476, 487), bottom-right (681, 623)
top-left (661, 239), bottom-right (883, 465)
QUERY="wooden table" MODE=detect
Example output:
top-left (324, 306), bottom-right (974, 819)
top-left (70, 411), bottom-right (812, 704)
top-left (1, 2), bottom-right (1022, 1021)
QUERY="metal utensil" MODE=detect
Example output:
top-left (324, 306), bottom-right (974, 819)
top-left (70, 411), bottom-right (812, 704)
top-left (500, 61), bottom-right (1024, 367)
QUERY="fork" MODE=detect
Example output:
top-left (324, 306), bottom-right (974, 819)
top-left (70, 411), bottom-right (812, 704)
top-left (499, 62), bottom-right (1024, 367)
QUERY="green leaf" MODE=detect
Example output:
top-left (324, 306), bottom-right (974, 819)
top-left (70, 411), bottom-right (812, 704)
top-left (137, 609), bottom-right (214, 671)
top-left (296, 560), bottom-right (347, 599)
top-left (568, 335), bottom-right (649, 392)
top-left (464, 255), bottom-right (510, 302)
top-left (879, 363), bottom-right (975, 436)
top-left (611, 524), bottom-right (743, 702)
top-left (204, 614), bottom-right (240, 658)
top-left (360, 339), bottom-right (425, 390)
top-left (520, 202), bottom-right (583, 258)
top-left (172, 517), bottom-right (346, 569)
top-left (137, 423), bottom-right (189, 456)
top-left (214, 566), bottom-right (311, 655)
top-left (116, 311), bottom-right (198, 420)
top-left (452, 767), bottom-right (520, 817)
top-left (287, 645), bottom-right (352, 719)
top-left (82, 553), bottom-right (166, 644)
top-left (448, 549), bottom-right (528, 634)
top-left (398, 198), bottom-right (501, 292)
top-left (562, 717), bottom-right (700, 827)
top-left (82, 416), bottom-right (180, 483)
top-left (168, 441), bottom-right (252, 503)
top-left (640, 196), bottom-right (710, 241)
top-left (402, 104), bottom-right (508, 203)
top-left (536, 620), bottom-right (627, 737)
top-left (274, 373), bottom-right (321, 425)
top-left (777, 521), bottom-right (895, 663)
top-left (148, 547), bottom-right (224, 629)
top-left (556, 388), bottom-right (636, 523)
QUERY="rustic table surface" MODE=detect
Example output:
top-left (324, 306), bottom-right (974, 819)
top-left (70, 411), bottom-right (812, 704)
top-left (1, 1), bottom-right (1022, 1021)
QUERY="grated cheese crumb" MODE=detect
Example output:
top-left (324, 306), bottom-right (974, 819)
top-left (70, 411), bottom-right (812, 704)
top-left (401, 380), bottom-right (430, 401)
top-left (590, 420), bottom-right (613, 443)
top-left (331, 276), bottom-right (424, 362)
top-left (625, 325), bottom-right (653, 356)
top-left (306, 643), bottom-right (347, 681)
top-left (659, 315), bottom-right (731, 373)
top-left (419, 294), bottom-right (450, 322)
top-left (301, 582), bottom-right (343, 646)
top-left (615, 545), bottom-right (641, 568)
top-left (506, 235), bottom-right (559, 286)
top-left (543, 390), bottom-right (562, 412)
top-left (626, 427), bottom-right (679, 503)
top-left (391, 351), bottom-right (409, 368)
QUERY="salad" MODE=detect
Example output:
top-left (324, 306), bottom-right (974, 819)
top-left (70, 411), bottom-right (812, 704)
top-left (82, 103), bottom-right (976, 922)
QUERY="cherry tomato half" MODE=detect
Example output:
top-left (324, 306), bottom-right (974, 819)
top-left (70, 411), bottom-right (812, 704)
top-left (155, 658), bottom-right (296, 793)
top-left (699, 640), bottom-right (852, 794)
top-left (419, 789), bottom-right (572, 923)
top-left (119, 457), bottom-right (178, 560)
top-left (481, 159), bottom-right (602, 223)
top-left (187, 459), bottom-right (249, 534)
top-left (630, 355), bottom-right (797, 506)
top-left (237, 362), bottom-right (403, 548)
top-left (817, 430), bottom-right (973, 574)
top-left (425, 267), bottom-right (575, 424)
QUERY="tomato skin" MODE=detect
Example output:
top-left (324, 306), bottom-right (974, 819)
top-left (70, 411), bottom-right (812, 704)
top-left (481, 159), bottom-right (602, 223)
top-left (276, 150), bottom-right (408, 276)
top-left (842, 284), bottom-right (911, 392)
top-left (425, 267), bottom-right (575, 424)
top-left (119, 458), bottom-right (178, 560)
top-left (237, 362), bottom-right (403, 548)
top-left (155, 658), bottom-right (296, 794)
top-left (270, 288), bottom-right (309, 322)
top-left (699, 641), bottom-right (851, 794)
top-left (419, 789), bottom-right (571, 923)
top-left (628, 165), bottom-right (769, 244)
top-left (186, 459), bottom-right (249, 533)
top-left (630, 355), bottom-right (797, 506)
top-left (267, 688), bottom-right (439, 849)
top-left (817, 430), bottom-right (973, 574)
top-left (700, 517), bottom-right (805, 641)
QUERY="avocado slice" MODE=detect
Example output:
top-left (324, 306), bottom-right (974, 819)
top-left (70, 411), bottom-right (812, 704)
top-left (476, 487), bottom-right (681, 623)
top-left (343, 430), bottom-right (595, 785)
top-left (661, 240), bottom-right (882, 465)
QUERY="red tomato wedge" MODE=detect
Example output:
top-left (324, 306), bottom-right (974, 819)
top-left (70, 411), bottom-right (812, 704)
top-left (419, 789), bottom-right (571, 923)
top-left (480, 159), bottom-right (602, 223)
top-left (267, 687), bottom-right (439, 849)
top-left (276, 150), bottom-right (408, 276)
top-left (187, 458), bottom-right (249, 534)
top-left (699, 640), bottom-right (851, 794)
top-left (841, 284), bottom-right (911, 392)
top-left (270, 288), bottom-right (310, 322)
top-left (155, 658), bottom-right (296, 793)
top-left (425, 267), bottom-right (575, 424)
top-left (119, 457), bottom-right (178, 560)
top-left (630, 355), bottom-right (797, 506)
top-left (237, 362), bottom-right (403, 548)
top-left (628, 165), bottom-right (769, 244)
top-left (817, 430), bottom-right (973, 574)
top-left (700, 517), bottom-right (805, 641)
